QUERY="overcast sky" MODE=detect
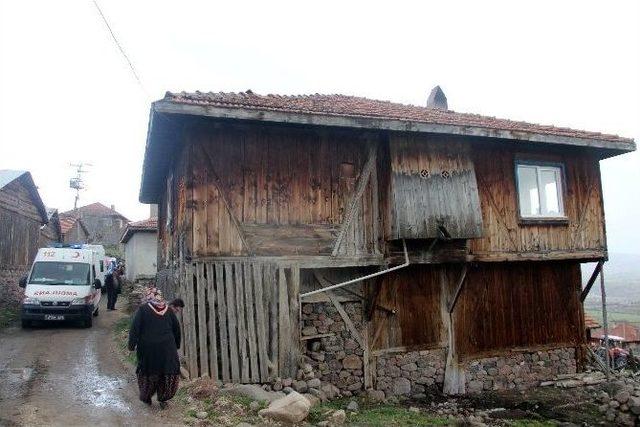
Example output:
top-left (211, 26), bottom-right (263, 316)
top-left (0, 1), bottom-right (638, 254)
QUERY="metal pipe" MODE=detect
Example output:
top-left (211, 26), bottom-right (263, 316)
top-left (300, 239), bottom-right (410, 299)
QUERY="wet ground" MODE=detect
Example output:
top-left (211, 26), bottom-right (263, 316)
top-left (0, 300), bottom-right (182, 426)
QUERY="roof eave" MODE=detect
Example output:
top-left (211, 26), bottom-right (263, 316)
top-left (153, 100), bottom-right (636, 153)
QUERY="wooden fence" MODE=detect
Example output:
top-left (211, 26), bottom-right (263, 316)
top-left (179, 261), bottom-right (301, 382)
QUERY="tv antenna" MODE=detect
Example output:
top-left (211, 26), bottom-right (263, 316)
top-left (69, 163), bottom-right (91, 212)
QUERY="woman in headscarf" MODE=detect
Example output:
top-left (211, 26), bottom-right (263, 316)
top-left (128, 287), bottom-right (181, 408)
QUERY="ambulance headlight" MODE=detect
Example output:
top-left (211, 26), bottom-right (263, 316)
top-left (22, 297), bottom-right (40, 305)
top-left (71, 298), bottom-right (87, 305)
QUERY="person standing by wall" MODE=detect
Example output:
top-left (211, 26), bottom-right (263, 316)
top-left (128, 287), bottom-right (181, 408)
top-left (105, 269), bottom-right (118, 310)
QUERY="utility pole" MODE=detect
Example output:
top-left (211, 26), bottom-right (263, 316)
top-left (69, 163), bottom-right (91, 214)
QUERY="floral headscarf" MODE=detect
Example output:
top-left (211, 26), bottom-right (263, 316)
top-left (142, 286), bottom-right (167, 314)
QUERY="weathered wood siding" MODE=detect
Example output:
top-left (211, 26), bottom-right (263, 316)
top-left (453, 261), bottom-right (584, 358)
top-left (370, 265), bottom-right (446, 350)
top-left (0, 180), bottom-right (43, 267)
top-left (180, 261), bottom-right (300, 381)
top-left (470, 145), bottom-right (606, 260)
top-left (184, 123), bottom-right (381, 258)
top-left (385, 135), bottom-right (483, 240)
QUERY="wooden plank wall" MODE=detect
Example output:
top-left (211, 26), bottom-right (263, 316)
top-left (185, 123), bottom-right (381, 258)
top-left (453, 261), bottom-right (584, 358)
top-left (0, 179), bottom-right (43, 267)
top-left (470, 145), bottom-right (606, 259)
top-left (180, 261), bottom-right (301, 382)
top-left (370, 261), bottom-right (585, 358)
top-left (370, 265), bottom-right (446, 350)
top-left (386, 135), bottom-right (483, 240)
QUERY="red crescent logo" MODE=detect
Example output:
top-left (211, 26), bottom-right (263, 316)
top-left (72, 251), bottom-right (80, 258)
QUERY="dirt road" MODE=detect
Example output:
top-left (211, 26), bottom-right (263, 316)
top-left (0, 300), bottom-right (182, 426)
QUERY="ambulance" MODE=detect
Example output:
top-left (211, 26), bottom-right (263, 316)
top-left (19, 245), bottom-right (105, 328)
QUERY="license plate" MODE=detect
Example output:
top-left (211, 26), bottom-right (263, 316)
top-left (44, 315), bottom-right (64, 321)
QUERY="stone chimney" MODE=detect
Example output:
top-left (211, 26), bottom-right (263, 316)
top-left (110, 204), bottom-right (115, 211)
top-left (150, 204), bottom-right (158, 218)
top-left (427, 85), bottom-right (448, 110)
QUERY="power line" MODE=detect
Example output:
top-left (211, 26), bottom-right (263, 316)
top-left (91, 0), bottom-right (149, 97)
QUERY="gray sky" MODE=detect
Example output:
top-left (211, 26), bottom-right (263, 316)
top-left (1, 1), bottom-right (638, 254)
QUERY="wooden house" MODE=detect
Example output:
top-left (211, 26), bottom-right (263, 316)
top-left (0, 170), bottom-right (49, 307)
top-left (39, 208), bottom-right (62, 248)
top-left (139, 89), bottom-right (635, 395)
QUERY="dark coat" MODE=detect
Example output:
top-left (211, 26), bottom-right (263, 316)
top-left (128, 304), bottom-right (181, 375)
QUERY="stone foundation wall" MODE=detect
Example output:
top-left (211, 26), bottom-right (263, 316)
top-left (374, 348), bottom-right (446, 398)
top-left (465, 347), bottom-right (577, 393)
top-left (0, 265), bottom-right (27, 308)
top-left (301, 301), bottom-right (365, 397)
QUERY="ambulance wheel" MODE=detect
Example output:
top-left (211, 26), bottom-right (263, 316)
top-left (83, 317), bottom-right (93, 328)
top-left (93, 307), bottom-right (99, 317)
top-left (21, 320), bottom-right (31, 328)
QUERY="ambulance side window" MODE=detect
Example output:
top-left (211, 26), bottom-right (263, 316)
top-left (92, 265), bottom-right (96, 281)
top-left (99, 260), bottom-right (104, 272)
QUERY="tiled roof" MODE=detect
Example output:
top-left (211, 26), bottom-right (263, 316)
top-left (163, 91), bottom-right (634, 145)
top-left (584, 314), bottom-right (601, 330)
top-left (59, 216), bottom-right (80, 235)
top-left (120, 217), bottom-right (158, 243)
top-left (61, 202), bottom-right (128, 220)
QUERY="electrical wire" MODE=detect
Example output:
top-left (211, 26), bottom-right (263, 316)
top-left (91, 0), bottom-right (149, 97)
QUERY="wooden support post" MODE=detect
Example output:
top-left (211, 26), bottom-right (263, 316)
top-left (600, 263), bottom-right (611, 376)
top-left (447, 264), bottom-right (469, 314)
top-left (580, 260), bottom-right (603, 302)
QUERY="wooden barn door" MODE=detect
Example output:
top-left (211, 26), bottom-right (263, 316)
top-left (180, 261), bottom-right (301, 383)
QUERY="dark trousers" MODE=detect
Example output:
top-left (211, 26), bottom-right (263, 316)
top-left (107, 285), bottom-right (118, 309)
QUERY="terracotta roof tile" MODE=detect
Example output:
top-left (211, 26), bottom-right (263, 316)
top-left (584, 314), bottom-right (601, 330)
top-left (60, 202), bottom-right (128, 220)
top-left (120, 217), bottom-right (158, 243)
top-left (163, 91), bottom-right (633, 144)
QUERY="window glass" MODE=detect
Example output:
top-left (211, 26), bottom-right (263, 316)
top-left (516, 163), bottom-right (564, 218)
top-left (517, 166), bottom-right (539, 216)
top-left (29, 262), bottom-right (90, 286)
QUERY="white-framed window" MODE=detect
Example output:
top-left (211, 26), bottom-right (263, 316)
top-left (516, 162), bottom-right (565, 218)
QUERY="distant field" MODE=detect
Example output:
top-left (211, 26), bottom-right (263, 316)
top-left (585, 308), bottom-right (640, 324)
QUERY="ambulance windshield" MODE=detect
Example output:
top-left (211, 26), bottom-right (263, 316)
top-left (29, 262), bottom-right (90, 286)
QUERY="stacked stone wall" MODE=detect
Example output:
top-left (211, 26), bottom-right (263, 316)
top-left (301, 301), bottom-right (365, 397)
top-left (465, 347), bottom-right (577, 392)
top-left (0, 265), bottom-right (27, 308)
top-left (374, 348), bottom-right (446, 398)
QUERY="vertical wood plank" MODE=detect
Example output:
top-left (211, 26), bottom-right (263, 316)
top-left (235, 262), bottom-right (250, 383)
top-left (196, 263), bottom-right (209, 377)
top-left (225, 263), bottom-right (240, 380)
top-left (244, 263), bottom-right (260, 382)
top-left (206, 263), bottom-right (219, 381)
top-left (186, 264), bottom-right (199, 377)
top-left (252, 263), bottom-right (269, 382)
top-left (278, 267), bottom-right (291, 377)
top-left (289, 266), bottom-right (301, 374)
top-left (269, 264), bottom-right (279, 377)
top-left (215, 263), bottom-right (230, 382)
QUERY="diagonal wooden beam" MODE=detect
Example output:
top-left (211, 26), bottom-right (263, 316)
top-left (580, 260), bottom-right (603, 302)
top-left (313, 271), bottom-right (365, 348)
top-left (332, 143), bottom-right (377, 256)
top-left (447, 264), bottom-right (469, 314)
top-left (198, 144), bottom-right (252, 255)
